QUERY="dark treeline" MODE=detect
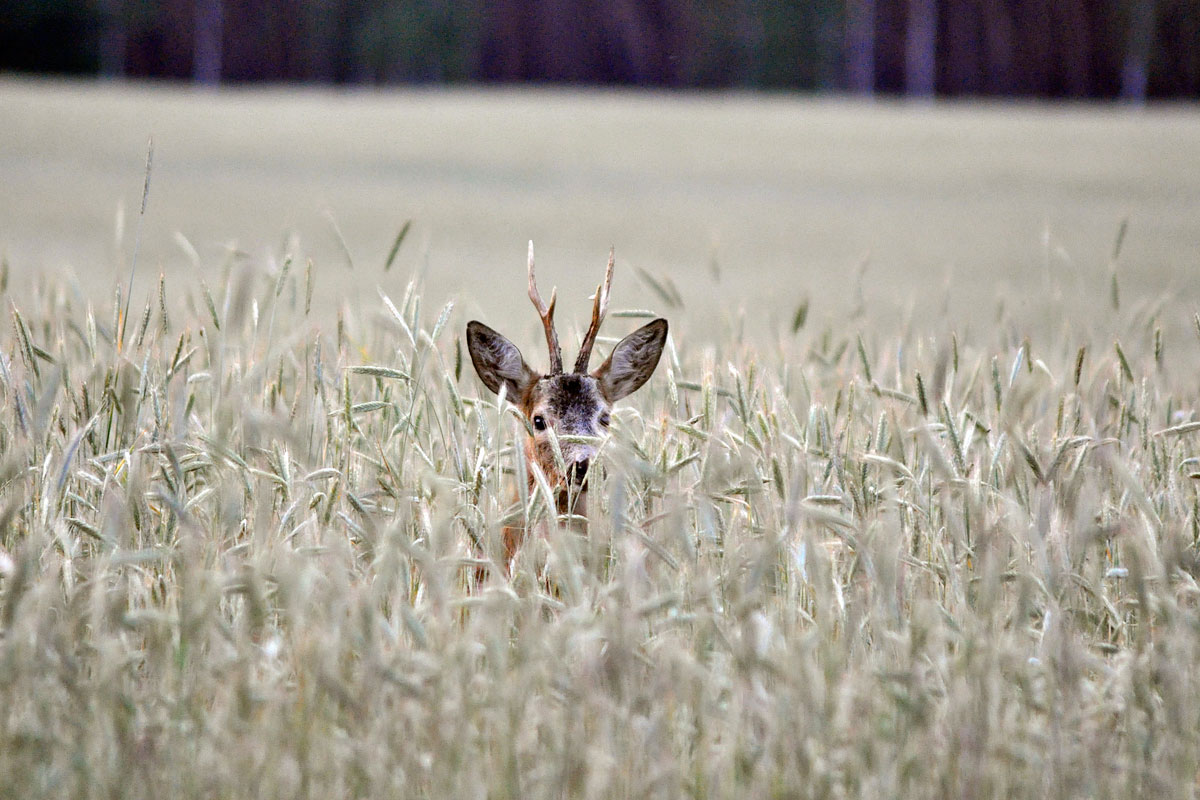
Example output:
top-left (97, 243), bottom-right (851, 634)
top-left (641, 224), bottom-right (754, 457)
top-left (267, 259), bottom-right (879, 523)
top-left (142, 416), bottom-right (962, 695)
top-left (1, 0), bottom-right (1197, 100)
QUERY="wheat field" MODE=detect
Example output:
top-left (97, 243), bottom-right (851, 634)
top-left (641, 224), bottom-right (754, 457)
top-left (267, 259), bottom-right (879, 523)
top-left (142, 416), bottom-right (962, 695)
top-left (2, 81), bottom-right (1200, 798)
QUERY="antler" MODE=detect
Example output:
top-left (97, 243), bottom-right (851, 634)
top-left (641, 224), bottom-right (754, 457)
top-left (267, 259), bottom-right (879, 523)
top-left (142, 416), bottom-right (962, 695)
top-left (573, 246), bottom-right (614, 373)
top-left (527, 240), bottom-right (563, 374)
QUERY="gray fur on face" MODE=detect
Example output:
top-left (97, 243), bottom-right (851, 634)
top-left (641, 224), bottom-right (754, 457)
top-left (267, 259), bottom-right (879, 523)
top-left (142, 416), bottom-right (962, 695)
top-left (466, 316), bottom-right (666, 487)
top-left (531, 374), bottom-right (607, 436)
top-left (527, 374), bottom-right (609, 480)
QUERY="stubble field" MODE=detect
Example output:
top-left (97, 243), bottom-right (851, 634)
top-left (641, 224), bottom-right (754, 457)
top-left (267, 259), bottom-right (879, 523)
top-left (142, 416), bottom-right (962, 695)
top-left (2, 80), bottom-right (1200, 798)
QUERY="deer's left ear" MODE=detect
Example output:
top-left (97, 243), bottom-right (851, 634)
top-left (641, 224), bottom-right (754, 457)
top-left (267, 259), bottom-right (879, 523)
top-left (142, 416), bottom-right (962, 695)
top-left (593, 318), bottom-right (668, 401)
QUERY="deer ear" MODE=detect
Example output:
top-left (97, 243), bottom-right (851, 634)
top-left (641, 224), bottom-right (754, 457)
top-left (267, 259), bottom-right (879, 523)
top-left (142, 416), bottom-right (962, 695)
top-left (593, 318), bottom-right (668, 401)
top-left (466, 321), bottom-right (537, 399)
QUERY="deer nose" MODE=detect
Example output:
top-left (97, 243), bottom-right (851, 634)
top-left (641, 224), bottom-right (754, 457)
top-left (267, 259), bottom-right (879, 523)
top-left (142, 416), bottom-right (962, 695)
top-left (569, 458), bottom-right (590, 485)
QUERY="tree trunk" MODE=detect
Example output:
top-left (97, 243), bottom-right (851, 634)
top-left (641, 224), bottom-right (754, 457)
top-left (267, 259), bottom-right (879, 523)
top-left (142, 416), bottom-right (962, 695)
top-left (734, 0), bottom-right (766, 87)
top-left (981, 0), bottom-right (1015, 94)
top-left (304, 0), bottom-right (338, 83)
top-left (905, 0), bottom-right (937, 96)
top-left (605, 0), bottom-right (654, 84)
top-left (1121, 0), bottom-right (1156, 102)
top-left (482, 0), bottom-right (529, 81)
top-left (193, 0), bottom-right (223, 85)
top-left (941, 0), bottom-right (979, 94)
top-left (537, 0), bottom-right (585, 81)
top-left (1055, 0), bottom-right (1091, 96)
top-left (97, 0), bottom-right (127, 78)
top-left (845, 0), bottom-right (876, 95)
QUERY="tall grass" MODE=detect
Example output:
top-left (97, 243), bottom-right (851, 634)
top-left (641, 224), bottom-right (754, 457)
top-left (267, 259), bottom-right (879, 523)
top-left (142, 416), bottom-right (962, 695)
top-left (1, 251), bottom-right (1199, 799)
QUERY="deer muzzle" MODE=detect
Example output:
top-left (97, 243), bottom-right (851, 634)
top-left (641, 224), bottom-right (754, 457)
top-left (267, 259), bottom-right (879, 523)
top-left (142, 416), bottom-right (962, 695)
top-left (568, 457), bottom-right (590, 485)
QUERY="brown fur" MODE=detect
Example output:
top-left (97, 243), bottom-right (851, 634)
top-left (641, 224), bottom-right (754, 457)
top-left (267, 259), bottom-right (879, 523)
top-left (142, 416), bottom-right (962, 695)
top-left (465, 254), bottom-right (667, 573)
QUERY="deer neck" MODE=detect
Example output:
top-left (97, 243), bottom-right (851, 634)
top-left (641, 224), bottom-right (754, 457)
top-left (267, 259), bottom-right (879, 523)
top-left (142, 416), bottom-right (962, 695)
top-left (558, 485), bottom-right (588, 532)
top-left (522, 472), bottom-right (588, 532)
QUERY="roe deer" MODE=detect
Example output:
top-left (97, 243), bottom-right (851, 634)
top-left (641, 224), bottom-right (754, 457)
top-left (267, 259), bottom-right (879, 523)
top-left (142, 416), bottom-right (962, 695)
top-left (466, 242), bottom-right (668, 568)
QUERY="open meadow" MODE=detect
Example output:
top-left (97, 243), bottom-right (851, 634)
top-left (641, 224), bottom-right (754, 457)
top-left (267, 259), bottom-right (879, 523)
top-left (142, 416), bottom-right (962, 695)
top-left (3, 80), bottom-right (1200, 797)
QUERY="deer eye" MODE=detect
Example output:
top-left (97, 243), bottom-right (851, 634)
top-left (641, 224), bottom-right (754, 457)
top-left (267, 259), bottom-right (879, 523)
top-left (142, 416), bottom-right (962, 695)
top-left (599, 412), bottom-right (611, 428)
top-left (532, 415), bottom-right (546, 431)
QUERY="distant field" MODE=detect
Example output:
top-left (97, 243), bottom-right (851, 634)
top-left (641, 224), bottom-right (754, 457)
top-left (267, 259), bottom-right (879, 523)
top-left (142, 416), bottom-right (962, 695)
top-left (3, 78), bottom-right (1200, 339)
top-left (4, 80), bottom-right (1200, 798)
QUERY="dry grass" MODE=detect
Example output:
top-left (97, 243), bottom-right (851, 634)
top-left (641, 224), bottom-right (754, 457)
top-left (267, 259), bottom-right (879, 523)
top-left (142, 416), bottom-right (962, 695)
top-left (1, 245), bottom-right (1199, 798)
top-left (3, 82), bottom-right (1200, 798)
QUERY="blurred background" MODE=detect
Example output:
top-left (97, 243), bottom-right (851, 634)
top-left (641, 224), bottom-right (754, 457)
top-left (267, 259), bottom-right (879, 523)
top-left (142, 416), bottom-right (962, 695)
top-left (1, 1), bottom-right (1199, 341)
top-left (1, 0), bottom-right (1196, 100)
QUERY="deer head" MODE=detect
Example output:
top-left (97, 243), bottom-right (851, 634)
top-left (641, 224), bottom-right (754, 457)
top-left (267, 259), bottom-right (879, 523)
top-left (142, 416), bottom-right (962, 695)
top-left (466, 243), bottom-right (668, 497)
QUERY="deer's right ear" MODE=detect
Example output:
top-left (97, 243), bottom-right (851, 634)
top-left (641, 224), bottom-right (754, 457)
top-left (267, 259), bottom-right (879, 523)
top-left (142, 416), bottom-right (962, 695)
top-left (466, 321), bottom-right (537, 400)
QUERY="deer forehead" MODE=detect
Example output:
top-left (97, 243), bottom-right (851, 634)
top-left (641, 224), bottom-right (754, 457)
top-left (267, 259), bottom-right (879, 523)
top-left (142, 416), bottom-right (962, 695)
top-left (528, 374), bottom-right (608, 423)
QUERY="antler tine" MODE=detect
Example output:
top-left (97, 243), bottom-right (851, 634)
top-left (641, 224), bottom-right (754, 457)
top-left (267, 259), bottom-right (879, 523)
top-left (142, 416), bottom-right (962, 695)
top-left (527, 240), bottom-right (563, 374)
top-left (573, 246), bottom-right (615, 373)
